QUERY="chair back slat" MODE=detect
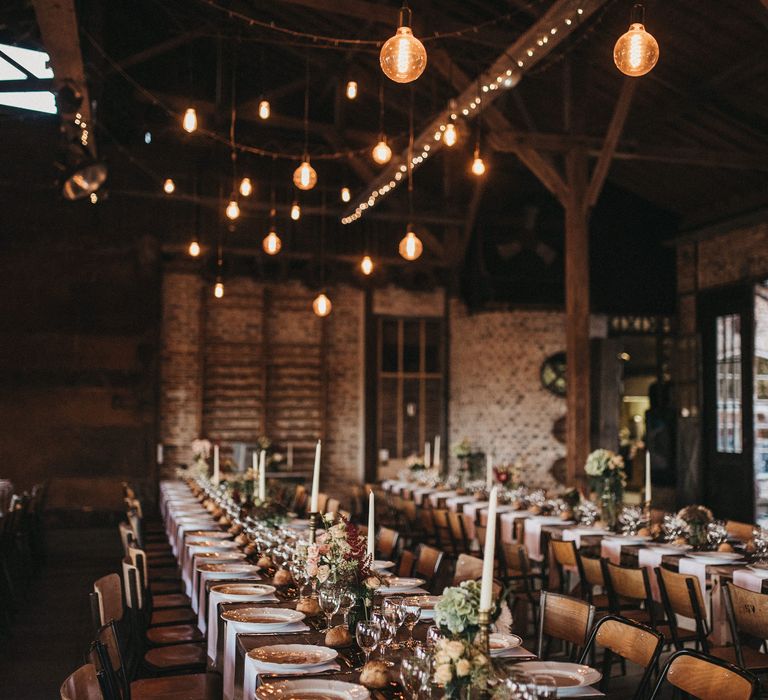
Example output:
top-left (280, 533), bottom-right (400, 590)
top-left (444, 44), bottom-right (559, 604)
top-left (651, 649), bottom-right (756, 700)
top-left (454, 554), bottom-right (484, 584)
top-left (59, 664), bottom-right (103, 700)
top-left (657, 566), bottom-right (705, 618)
top-left (605, 561), bottom-right (650, 603)
top-left (447, 511), bottom-right (469, 553)
top-left (537, 591), bottom-right (594, 658)
top-left (579, 555), bottom-right (604, 587)
top-left (594, 617), bottom-right (660, 667)
top-left (414, 545), bottom-right (445, 590)
top-left (93, 573), bottom-right (123, 626)
top-left (725, 582), bottom-right (768, 641)
top-left (550, 540), bottom-right (578, 567)
top-left (377, 527), bottom-right (400, 560)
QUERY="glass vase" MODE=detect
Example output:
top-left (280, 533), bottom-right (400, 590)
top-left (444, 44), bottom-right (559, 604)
top-left (600, 482), bottom-right (619, 531)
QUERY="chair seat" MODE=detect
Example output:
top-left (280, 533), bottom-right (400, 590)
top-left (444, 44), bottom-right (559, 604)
top-left (151, 580), bottom-right (182, 594)
top-left (144, 642), bottom-right (206, 670)
top-left (146, 624), bottom-right (204, 645)
top-left (132, 672), bottom-right (221, 700)
top-left (151, 607), bottom-right (196, 626)
top-left (153, 593), bottom-right (191, 609)
top-left (710, 645), bottom-right (768, 670)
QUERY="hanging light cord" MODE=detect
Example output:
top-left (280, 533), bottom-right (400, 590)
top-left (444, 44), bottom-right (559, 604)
top-left (303, 56), bottom-right (310, 159)
top-left (378, 81), bottom-right (385, 138)
top-left (407, 84), bottom-right (414, 225)
top-left (229, 43), bottom-right (238, 195)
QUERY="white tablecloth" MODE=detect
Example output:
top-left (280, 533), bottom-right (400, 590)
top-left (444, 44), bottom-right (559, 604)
top-left (206, 591), bottom-right (279, 664)
top-left (733, 568), bottom-right (765, 593)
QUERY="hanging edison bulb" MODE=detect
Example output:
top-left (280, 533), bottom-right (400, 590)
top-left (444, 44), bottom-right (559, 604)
top-left (614, 4), bottom-right (659, 77)
top-left (258, 99), bottom-right (270, 119)
top-left (239, 177), bottom-right (253, 197)
top-left (312, 292), bottom-right (332, 317)
top-left (188, 239), bottom-right (201, 257)
top-left (293, 160), bottom-right (317, 191)
top-left (471, 147), bottom-right (486, 176)
top-left (372, 137), bottom-right (392, 165)
top-left (380, 7), bottom-right (427, 83)
top-left (340, 187), bottom-right (351, 203)
top-left (345, 80), bottom-right (358, 100)
top-left (214, 279), bottom-right (224, 298)
top-left (290, 201), bottom-right (301, 221)
top-left (263, 230), bottom-right (282, 255)
top-left (443, 122), bottom-right (458, 147)
top-left (399, 229), bottom-right (423, 261)
top-left (360, 255), bottom-right (374, 276)
top-left (182, 107), bottom-right (198, 133)
top-left (225, 199), bottom-right (240, 220)
top-left (163, 178), bottom-right (175, 194)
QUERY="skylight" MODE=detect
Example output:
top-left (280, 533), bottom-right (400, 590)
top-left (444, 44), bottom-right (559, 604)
top-left (0, 43), bottom-right (57, 114)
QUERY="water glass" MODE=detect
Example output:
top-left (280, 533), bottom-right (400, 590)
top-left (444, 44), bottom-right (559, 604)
top-left (402, 598), bottom-right (422, 647)
top-left (338, 589), bottom-right (357, 624)
top-left (400, 656), bottom-right (429, 699)
top-left (318, 586), bottom-right (340, 631)
top-left (371, 611), bottom-right (396, 653)
top-left (382, 596), bottom-right (406, 647)
top-left (355, 620), bottom-right (381, 667)
top-left (426, 625), bottom-right (441, 649)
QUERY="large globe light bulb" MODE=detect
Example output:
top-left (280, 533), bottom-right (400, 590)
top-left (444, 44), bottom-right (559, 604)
top-left (614, 5), bottom-right (659, 77)
top-left (372, 138), bottom-right (392, 165)
top-left (313, 293), bottom-right (332, 317)
top-left (399, 230), bottom-right (423, 261)
top-left (293, 160), bottom-right (317, 190)
top-left (380, 22), bottom-right (427, 84)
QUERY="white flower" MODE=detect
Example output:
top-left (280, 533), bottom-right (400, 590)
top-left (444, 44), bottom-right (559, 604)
top-left (316, 565), bottom-right (330, 583)
top-left (434, 663), bottom-right (453, 685)
top-left (456, 659), bottom-right (471, 677)
top-left (364, 576), bottom-right (381, 590)
top-left (445, 640), bottom-right (465, 661)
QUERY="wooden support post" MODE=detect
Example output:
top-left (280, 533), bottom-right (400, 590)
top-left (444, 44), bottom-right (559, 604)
top-left (565, 148), bottom-right (590, 484)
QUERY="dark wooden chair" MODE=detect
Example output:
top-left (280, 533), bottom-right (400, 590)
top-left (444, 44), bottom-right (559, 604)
top-left (713, 582), bottom-right (768, 672)
top-left (537, 591), bottom-right (595, 662)
top-left (655, 566), bottom-right (708, 650)
top-left (376, 527), bottom-right (400, 561)
top-left (59, 663), bottom-right (104, 700)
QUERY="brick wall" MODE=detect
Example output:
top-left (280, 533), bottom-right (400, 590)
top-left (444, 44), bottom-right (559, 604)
top-left (448, 301), bottom-right (567, 489)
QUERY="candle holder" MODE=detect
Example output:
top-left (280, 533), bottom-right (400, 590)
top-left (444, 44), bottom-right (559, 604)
top-left (476, 607), bottom-right (492, 657)
top-left (308, 511), bottom-right (319, 545)
top-left (643, 500), bottom-right (652, 527)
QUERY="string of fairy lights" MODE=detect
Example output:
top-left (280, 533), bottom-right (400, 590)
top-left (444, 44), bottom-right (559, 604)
top-left (84, 2), bottom-right (661, 315)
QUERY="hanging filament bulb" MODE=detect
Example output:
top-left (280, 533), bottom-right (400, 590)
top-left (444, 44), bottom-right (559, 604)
top-left (372, 137), bottom-right (392, 165)
top-left (443, 122), bottom-right (458, 147)
top-left (163, 178), bottom-right (175, 194)
top-left (312, 292), bottom-right (332, 317)
top-left (360, 255), bottom-right (374, 276)
top-left (399, 229), bottom-right (423, 261)
top-left (214, 279), bottom-right (224, 298)
top-left (614, 3), bottom-right (659, 77)
top-left (340, 187), bottom-right (351, 203)
top-left (258, 99), bottom-right (270, 119)
top-left (293, 160), bottom-right (317, 191)
top-left (239, 177), bottom-right (253, 197)
top-left (188, 239), bottom-right (201, 257)
top-left (471, 147), bottom-right (486, 176)
top-left (226, 199), bottom-right (240, 220)
top-left (290, 201), bottom-right (301, 221)
top-left (182, 107), bottom-right (198, 133)
top-left (263, 230), bottom-right (282, 255)
top-left (380, 6), bottom-right (427, 83)
top-left (345, 80), bottom-right (358, 100)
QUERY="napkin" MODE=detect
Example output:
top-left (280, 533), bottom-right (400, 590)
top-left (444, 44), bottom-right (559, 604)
top-left (242, 658), bottom-right (341, 700)
top-left (195, 568), bottom-right (262, 616)
top-left (223, 621), bottom-right (310, 700)
top-left (733, 568), bottom-right (764, 593)
top-left (206, 591), bottom-right (279, 662)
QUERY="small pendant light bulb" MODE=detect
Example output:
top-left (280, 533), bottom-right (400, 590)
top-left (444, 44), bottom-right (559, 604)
top-left (360, 255), bottom-right (374, 276)
top-left (239, 177), bottom-right (253, 197)
top-left (214, 279), bottom-right (224, 298)
top-left (380, 6), bottom-right (427, 83)
top-left (258, 99), bottom-right (270, 119)
top-left (182, 107), bottom-right (198, 133)
top-left (345, 81), bottom-right (358, 100)
top-left (340, 187), bottom-right (351, 203)
top-left (614, 4), bottom-right (659, 77)
top-left (226, 199), bottom-right (240, 220)
top-left (290, 201), bottom-right (301, 221)
top-left (262, 230), bottom-right (282, 255)
top-left (163, 178), bottom-right (175, 194)
top-left (471, 147), bottom-right (486, 176)
top-left (443, 122), bottom-right (458, 147)
top-left (399, 229), bottom-right (423, 261)
top-left (293, 160), bottom-right (317, 191)
top-left (313, 292), bottom-right (332, 317)
top-left (188, 240), bottom-right (201, 257)
top-left (372, 138), bottom-right (392, 165)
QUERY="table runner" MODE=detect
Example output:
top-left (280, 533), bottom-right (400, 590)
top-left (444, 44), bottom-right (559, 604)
top-left (206, 591), bottom-right (280, 664)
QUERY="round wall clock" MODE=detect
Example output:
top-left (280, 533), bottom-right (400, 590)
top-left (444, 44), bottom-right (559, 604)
top-left (540, 352), bottom-right (566, 397)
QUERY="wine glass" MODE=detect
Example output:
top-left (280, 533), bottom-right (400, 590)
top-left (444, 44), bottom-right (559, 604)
top-left (382, 596), bottom-right (406, 647)
top-left (318, 586), bottom-right (340, 631)
top-left (371, 612), bottom-right (396, 654)
top-left (400, 656), bottom-right (426, 699)
top-left (338, 589), bottom-right (357, 625)
top-left (426, 625), bottom-right (441, 649)
top-left (402, 598), bottom-right (422, 648)
top-left (355, 620), bottom-right (381, 668)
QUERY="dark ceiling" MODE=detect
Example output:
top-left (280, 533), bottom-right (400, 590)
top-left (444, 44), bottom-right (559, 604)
top-left (2, 0), bottom-right (768, 313)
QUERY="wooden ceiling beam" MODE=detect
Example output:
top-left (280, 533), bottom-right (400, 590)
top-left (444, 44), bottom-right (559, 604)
top-left (106, 30), bottom-right (207, 74)
top-left (585, 77), bottom-right (637, 209)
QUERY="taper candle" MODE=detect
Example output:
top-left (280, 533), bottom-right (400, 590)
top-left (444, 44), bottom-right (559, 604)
top-left (310, 440), bottom-right (321, 512)
top-left (213, 444), bottom-right (220, 485)
top-left (480, 486), bottom-right (498, 611)
top-left (367, 491), bottom-right (375, 558)
top-left (251, 451), bottom-right (257, 486)
top-left (433, 435), bottom-right (441, 467)
top-left (424, 441), bottom-right (431, 469)
top-left (486, 453), bottom-right (494, 492)
top-left (645, 449), bottom-right (652, 503)
top-left (287, 442), bottom-right (294, 469)
top-left (259, 450), bottom-right (266, 501)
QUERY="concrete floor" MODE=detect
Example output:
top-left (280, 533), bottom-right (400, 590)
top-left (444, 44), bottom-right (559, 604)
top-left (0, 526), bottom-right (120, 700)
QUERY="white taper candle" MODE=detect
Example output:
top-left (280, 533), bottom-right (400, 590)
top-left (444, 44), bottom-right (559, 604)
top-left (434, 436), bottom-right (441, 467)
top-left (310, 440), bottom-right (321, 512)
top-left (424, 441), bottom-right (431, 469)
top-left (480, 486), bottom-right (498, 611)
top-left (259, 450), bottom-right (266, 501)
top-left (645, 449), bottom-right (652, 503)
top-left (486, 453), bottom-right (494, 492)
top-left (367, 491), bottom-right (375, 558)
top-left (213, 444), bottom-right (220, 485)
top-left (251, 451), bottom-right (257, 485)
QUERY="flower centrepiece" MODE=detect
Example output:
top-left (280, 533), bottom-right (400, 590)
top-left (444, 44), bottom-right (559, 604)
top-left (584, 449), bottom-right (627, 530)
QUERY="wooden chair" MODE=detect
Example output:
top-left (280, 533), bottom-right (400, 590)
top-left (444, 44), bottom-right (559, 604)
top-left (315, 493), bottom-right (329, 515)
top-left (537, 591), bottom-right (595, 661)
top-left (649, 649), bottom-right (757, 700)
top-left (447, 511), bottom-right (472, 554)
top-left (603, 561), bottom-right (658, 626)
top-left (376, 527), bottom-right (400, 560)
top-left (453, 553), bottom-right (484, 584)
top-left (414, 544), bottom-right (446, 593)
top-left (725, 520), bottom-right (755, 542)
top-left (289, 485), bottom-right (307, 515)
top-left (325, 498), bottom-right (341, 516)
top-left (498, 542), bottom-right (541, 634)
top-left (60, 664), bottom-right (104, 700)
top-left (397, 549), bottom-right (416, 577)
top-left (549, 539), bottom-right (581, 594)
top-left (419, 507), bottom-right (438, 546)
top-left (714, 582), bottom-right (768, 671)
top-left (576, 552), bottom-right (610, 610)
top-left (655, 566), bottom-right (708, 649)
top-left (578, 615), bottom-right (663, 699)
top-left (432, 509), bottom-right (457, 554)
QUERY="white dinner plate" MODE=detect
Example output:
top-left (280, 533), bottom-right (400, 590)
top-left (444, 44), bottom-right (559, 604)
top-left (256, 679), bottom-right (370, 699)
top-left (186, 539), bottom-right (240, 548)
top-left (185, 530), bottom-right (232, 539)
top-left (646, 542), bottom-right (692, 553)
top-left (372, 560), bottom-right (395, 570)
top-left (686, 551), bottom-right (744, 565)
top-left (378, 577), bottom-right (426, 594)
top-left (221, 607), bottom-right (305, 631)
top-left (211, 583), bottom-right (276, 599)
top-left (194, 551), bottom-right (246, 562)
top-left (516, 662), bottom-right (602, 693)
top-left (248, 644), bottom-right (338, 671)
top-left (604, 535), bottom-right (652, 544)
top-left (489, 632), bottom-right (523, 655)
top-left (530, 516), bottom-right (570, 525)
top-left (197, 562), bottom-right (261, 574)
top-left (747, 565), bottom-right (768, 578)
